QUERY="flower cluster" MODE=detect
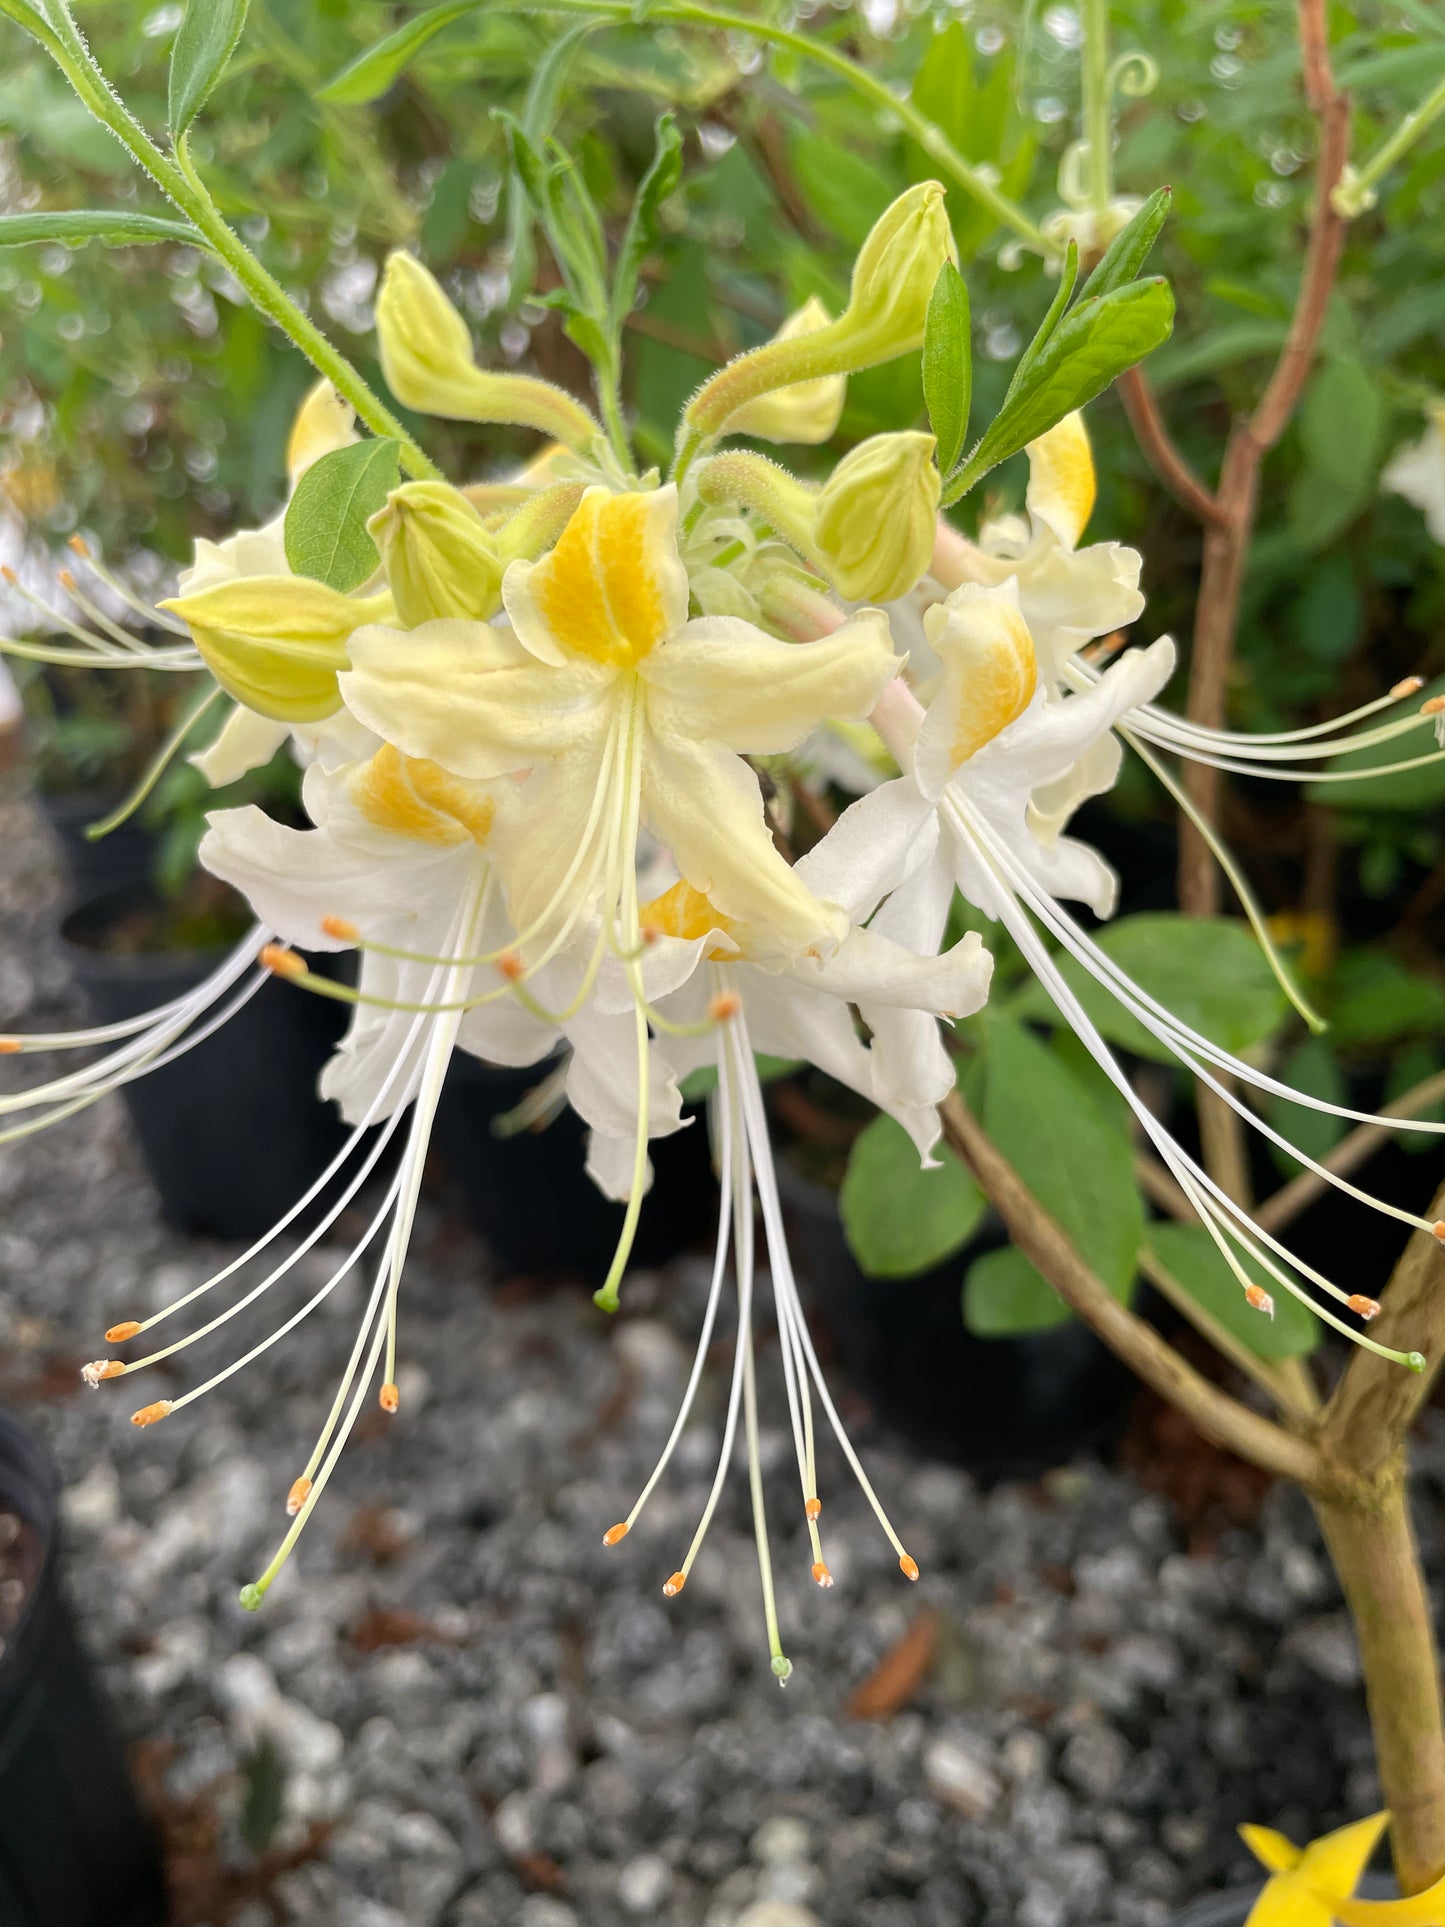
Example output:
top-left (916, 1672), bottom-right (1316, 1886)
top-left (5, 185), bottom-right (1445, 1677)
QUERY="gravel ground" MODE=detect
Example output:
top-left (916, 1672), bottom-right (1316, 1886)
top-left (1, 788), bottom-right (1439, 1927)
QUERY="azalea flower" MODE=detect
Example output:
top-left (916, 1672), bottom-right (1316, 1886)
top-left (588, 861), bottom-right (990, 1674)
top-left (1383, 404), bottom-right (1445, 545)
top-left (340, 481), bottom-right (897, 1301)
top-left (858, 579), bottom-right (1442, 1368)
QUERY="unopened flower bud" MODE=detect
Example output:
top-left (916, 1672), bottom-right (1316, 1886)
top-left (728, 299), bottom-right (846, 446)
top-left (376, 252), bottom-right (598, 448)
top-left (369, 481), bottom-right (504, 626)
top-left (161, 577), bottom-right (392, 722)
top-left (685, 184), bottom-right (955, 443)
top-left (813, 431), bottom-right (940, 601)
top-left (286, 378), bottom-right (357, 484)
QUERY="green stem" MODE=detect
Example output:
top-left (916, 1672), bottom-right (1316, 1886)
top-left (504, 0), bottom-right (1050, 254)
top-left (35, 5), bottom-right (441, 480)
top-left (1082, 0), bottom-right (1112, 215)
top-left (1335, 71), bottom-right (1445, 216)
top-left (594, 360), bottom-right (634, 475)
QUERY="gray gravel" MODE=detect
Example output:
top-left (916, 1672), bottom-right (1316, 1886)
top-left (1, 788), bottom-right (1438, 1927)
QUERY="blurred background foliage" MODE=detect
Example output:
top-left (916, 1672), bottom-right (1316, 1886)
top-left (3, 0), bottom-right (1445, 1320)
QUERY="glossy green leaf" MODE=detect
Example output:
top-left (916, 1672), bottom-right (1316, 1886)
top-left (318, 0), bottom-right (480, 105)
top-left (1145, 1222), bottom-right (1320, 1360)
top-left (840, 1112), bottom-right (987, 1279)
top-left (945, 277), bottom-right (1174, 502)
top-left (1325, 950), bottom-right (1445, 1047)
top-left (922, 262), bottom-right (971, 477)
top-left (168, 0), bottom-right (250, 137)
top-left (1076, 187), bottom-right (1172, 304)
top-left (0, 210), bottom-right (204, 248)
top-left (1001, 239), bottom-right (1077, 407)
top-left (1266, 1035), bottom-right (1346, 1177)
top-left (1300, 358), bottom-right (1382, 493)
top-left (1012, 914), bottom-right (1288, 1064)
top-left (981, 1012), bottom-right (1143, 1295)
top-left (284, 440), bottom-right (401, 593)
top-left (964, 1244), bottom-right (1073, 1335)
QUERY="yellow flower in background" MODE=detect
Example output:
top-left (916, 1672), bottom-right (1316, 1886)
top-left (1239, 1811), bottom-right (1445, 1925)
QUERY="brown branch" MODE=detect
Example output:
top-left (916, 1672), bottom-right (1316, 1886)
top-left (1117, 365), bottom-right (1229, 528)
top-left (1254, 1070), bottom-right (1445, 1236)
top-left (937, 1090), bottom-right (1320, 1485)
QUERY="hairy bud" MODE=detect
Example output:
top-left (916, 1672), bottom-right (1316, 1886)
top-left (814, 431), bottom-right (940, 601)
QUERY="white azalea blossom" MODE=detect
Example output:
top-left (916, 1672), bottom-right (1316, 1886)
top-left (1383, 405), bottom-right (1445, 545)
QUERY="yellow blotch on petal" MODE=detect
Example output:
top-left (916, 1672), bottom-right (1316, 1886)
top-left (350, 743), bottom-right (495, 848)
top-left (525, 488), bottom-right (682, 668)
top-left (640, 879), bottom-right (735, 946)
top-left (925, 590), bottom-right (1038, 770)
top-left (1026, 411), bottom-right (1097, 550)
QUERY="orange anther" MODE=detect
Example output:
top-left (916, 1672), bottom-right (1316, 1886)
top-left (602, 1522), bottom-right (629, 1547)
top-left (1391, 675), bottom-right (1425, 698)
top-left (662, 1570), bottom-right (687, 1597)
top-left (1, 564), bottom-right (18, 583)
top-left (131, 1400), bottom-right (172, 1428)
top-left (640, 925), bottom-right (660, 946)
top-left (57, 568), bottom-right (75, 592)
top-left (498, 950), bottom-right (524, 981)
top-left (1422, 697), bottom-right (1445, 718)
top-left (105, 1321), bottom-right (142, 1343)
top-left (811, 1561), bottom-right (834, 1589)
top-left (1433, 1221), bottom-right (1445, 1244)
top-left (320, 914), bottom-right (359, 942)
top-left (1245, 1284), bottom-right (1275, 1316)
top-left (286, 1477), bottom-right (312, 1516)
top-left (708, 991), bottom-right (741, 1022)
top-left (1347, 1294), bottom-right (1380, 1321)
top-left (67, 533), bottom-right (89, 557)
top-left (81, 1360), bottom-right (125, 1386)
top-left (379, 1381), bottom-right (400, 1414)
top-left (259, 943), bottom-right (306, 980)
top-left (0, 1039), bottom-right (19, 1054)
top-left (804, 1497), bottom-right (822, 1522)
top-left (899, 1554), bottom-right (920, 1582)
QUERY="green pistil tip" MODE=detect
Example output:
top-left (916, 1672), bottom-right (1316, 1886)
top-left (771, 1654), bottom-right (793, 1682)
top-left (1408, 1350), bottom-right (1428, 1375)
top-left (239, 1583), bottom-right (263, 1612)
top-left (593, 1286), bottom-right (620, 1314)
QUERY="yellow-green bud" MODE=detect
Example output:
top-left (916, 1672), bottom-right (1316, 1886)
top-left (368, 481), bottom-right (504, 627)
top-left (685, 184), bottom-right (955, 444)
top-left (376, 252), bottom-right (599, 449)
top-left (813, 431), bottom-right (940, 602)
top-left (160, 577), bottom-right (393, 723)
top-left (840, 182), bottom-right (956, 362)
top-left (728, 299), bottom-right (846, 446)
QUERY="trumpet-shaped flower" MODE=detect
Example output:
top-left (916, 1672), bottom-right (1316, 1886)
top-left (859, 581), bottom-right (1442, 1370)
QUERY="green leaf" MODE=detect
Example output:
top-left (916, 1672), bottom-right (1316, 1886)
top-left (168, 0), bottom-right (250, 137)
top-left (964, 1245), bottom-right (1073, 1336)
top-left (1075, 187), bottom-right (1172, 304)
top-left (318, 0), bottom-right (480, 105)
top-left (283, 440), bottom-right (401, 593)
top-left (1001, 239), bottom-right (1077, 408)
top-left (1325, 951), bottom-right (1445, 1048)
top-left (0, 210), bottom-right (204, 249)
top-left (1299, 358), bottom-right (1381, 493)
top-left (840, 1113), bottom-right (986, 1279)
top-left (946, 277), bottom-right (1174, 502)
top-left (981, 1012), bottom-right (1143, 1294)
top-left (1145, 1222), bottom-right (1320, 1361)
top-left (1266, 1036), bottom-right (1345, 1177)
top-left (1011, 914), bottom-right (1288, 1064)
top-left (922, 262), bottom-right (971, 477)
top-left (610, 114), bottom-right (684, 339)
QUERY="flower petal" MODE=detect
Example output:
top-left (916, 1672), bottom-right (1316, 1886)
top-left (1025, 410), bottom-right (1096, 549)
top-left (342, 618), bottom-right (615, 778)
top-left (642, 731), bottom-right (845, 954)
top-left (190, 703), bottom-right (290, 788)
top-left (792, 776), bottom-right (938, 922)
top-left (504, 485), bottom-right (689, 669)
top-left (641, 608), bottom-right (897, 754)
top-left (916, 580), bottom-right (1039, 798)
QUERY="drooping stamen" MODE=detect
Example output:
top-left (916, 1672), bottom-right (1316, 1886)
top-left (65, 533), bottom-right (190, 636)
top-left (83, 685), bottom-right (224, 843)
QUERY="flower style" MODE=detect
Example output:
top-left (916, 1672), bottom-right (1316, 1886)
top-left (859, 580), bottom-right (1443, 1368)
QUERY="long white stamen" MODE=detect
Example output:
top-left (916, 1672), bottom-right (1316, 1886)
top-left (64, 536), bottom-right (190, 636)
top-left (742, 1300), bottom-right (792, 1683)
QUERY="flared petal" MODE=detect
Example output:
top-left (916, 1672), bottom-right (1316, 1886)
top-left (799, 923), bottom-right (991, 1019)
top-left (191, 703), bottom-right (290, 788)
top-left (916, 580), bottom-right (1039, 799)
top-left (1025, 411), bottom-right (1096, 549)
top-left (641, 608), bottom-right (897, 754)
top-left (342, 618), bottom-right (616, 778)
top-left (792, 776), bottom-right (938, 922)
top-left (488, 728), bottom-right (616, 944)
top-left (642, 730), bottom-right (846, 955)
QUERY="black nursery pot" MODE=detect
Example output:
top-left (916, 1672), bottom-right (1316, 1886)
top-left (780, 1165), bottom-right (1135, 1483)
top-left (60, 881), bottom-right (354, 1241)
top-left (0, 1411), bottom-right (166, 1926)
top-left (34, 789), bottom-right (156, 903)
top-left (433, 1053), bottom-right (719, 1278)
